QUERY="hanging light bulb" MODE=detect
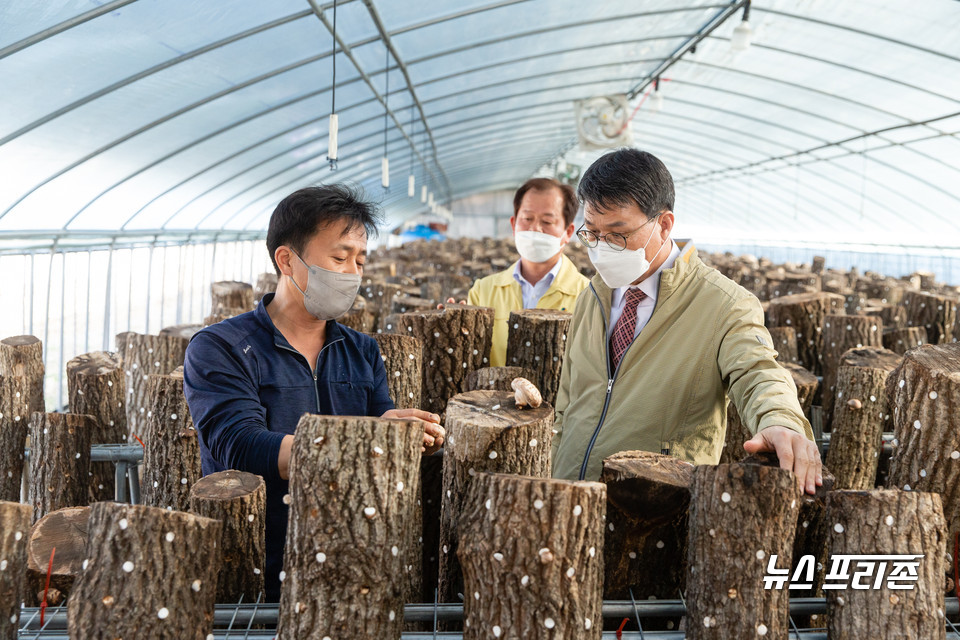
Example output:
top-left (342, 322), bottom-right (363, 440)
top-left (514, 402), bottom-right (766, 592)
top-left (428, 192), bottom-right (435, 208)
top-left (327, 114), bottom-right (339, 166)
top-left (731, 1), bottom-right (752, 51)
top-left (380, 44), bottom-right (390, 190)
top-left (421, 185), bottom-right (427, 203)
top-left (731, 20), bottom-right (752, 51)
top-left (649, 77), bottom-right (664, 113)
top-left (327, 0), bottom-right (339, 170)
top-left (408, 174), bottom-right (416, 198)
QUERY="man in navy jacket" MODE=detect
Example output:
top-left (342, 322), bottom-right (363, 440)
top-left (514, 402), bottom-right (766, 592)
top-left (183, 185), bottom-right (444, 601)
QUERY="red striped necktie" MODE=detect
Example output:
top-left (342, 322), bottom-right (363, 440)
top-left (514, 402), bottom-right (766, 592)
top-left (610, 288), bottom-right (647, 370)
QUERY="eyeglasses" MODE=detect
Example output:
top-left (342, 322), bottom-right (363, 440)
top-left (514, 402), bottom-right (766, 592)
top-left (576, 214), bottom-right (660, 251)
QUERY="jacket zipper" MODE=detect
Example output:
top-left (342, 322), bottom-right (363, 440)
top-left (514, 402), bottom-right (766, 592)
top-left (577, 284), bottom-right (641, 481)
top-left (274, 337), bottom-right (344, 413)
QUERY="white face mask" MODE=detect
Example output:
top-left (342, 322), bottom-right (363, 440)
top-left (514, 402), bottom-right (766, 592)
top-left (290, 252), bottom-right (361, 321)
top-left (514, 230), bottom-right (563, 263)
top-left (587, 218), bottom-right (668, 289)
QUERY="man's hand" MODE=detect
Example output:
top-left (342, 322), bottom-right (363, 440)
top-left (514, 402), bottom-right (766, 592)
top-left (743, 426), bottom-right (822, 495)
top-left (436, 297), bottom-right (467, 309)
top-left (382, 408), bottom-right (445, 454)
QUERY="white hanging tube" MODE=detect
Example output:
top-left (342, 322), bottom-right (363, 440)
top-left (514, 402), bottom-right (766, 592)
top-left (381, 156), bottom-right (390, 189)
top-left (327, 113), bottom-right (339, 162)
top-left (408, 174), bottom-right (416, 198)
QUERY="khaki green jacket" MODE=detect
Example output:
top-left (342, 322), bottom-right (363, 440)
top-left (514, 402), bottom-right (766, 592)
top-left (551, 243), bottom-right (814, 481)
top-left (467, 254), bottom-right (589, 367)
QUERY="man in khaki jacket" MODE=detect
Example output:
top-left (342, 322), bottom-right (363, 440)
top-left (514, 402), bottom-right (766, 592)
top-left (467, 178), bottom-right (589, 367)
top-left (551, 149), bottom-right (822, 495)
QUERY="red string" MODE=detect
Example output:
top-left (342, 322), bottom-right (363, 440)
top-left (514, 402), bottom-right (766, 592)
top-left (616, 617), bottom-right (630, 639)
top-left (615, 77), bottom-right (673, 135)
top-left (133, 434), bottom-right (145, 448)
top-left (40, 547), bottom-right (55, 625)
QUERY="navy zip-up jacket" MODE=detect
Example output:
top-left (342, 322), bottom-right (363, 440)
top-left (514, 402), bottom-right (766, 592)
top-left (182, 292), bottom-right (394, 600)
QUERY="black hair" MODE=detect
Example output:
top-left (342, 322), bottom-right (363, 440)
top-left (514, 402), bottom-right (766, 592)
top-left (266, 184), bottom-right (382, 275)
top-left (513, 177), bottom-right (579, 226)
top-left (577, 148), bottom-right (675, 219)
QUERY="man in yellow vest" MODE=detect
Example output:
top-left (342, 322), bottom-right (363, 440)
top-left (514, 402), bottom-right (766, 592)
top-left (467, 178), bottom-right (589, 367)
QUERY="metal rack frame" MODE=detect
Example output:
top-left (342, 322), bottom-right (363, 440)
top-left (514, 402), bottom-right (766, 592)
top-left (17, 596), bottom-right (960, 638)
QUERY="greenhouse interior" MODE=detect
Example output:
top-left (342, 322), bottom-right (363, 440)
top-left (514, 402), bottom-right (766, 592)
top-left (1, 0), bottom-right (960, 638)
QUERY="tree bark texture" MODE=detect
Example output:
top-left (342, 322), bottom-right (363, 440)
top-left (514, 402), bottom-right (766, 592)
top-left (505, 309), bottom-right (572, 408)
top-left (825, 489), bottom-right (947, 640)
top-left (420, 452), bottom-right (443, 603)
top-left (188, 470), bottom-right (266, 603)
top-left (141, 372), bottom-right (201, 512)
top-left (28, 413), bottom-right (92, 522)
top-left (389, 305), bottom-right (495, 417)
top-left (361, 282), bottom-right (403, 332)
top-left (821, 314), bottom-right (883, 426)
top-left (24, 506), bottom-right (89, 607)
top-left (825, 347), bottom-right (901, 490)
top-left (883, 326), bottom-right (927, 355)
top-left (768, 326), bottom-right (799, 365)
top-left (885, 343), bottom-right (960, 542)
top-left (720, 363), bottom-right (817, 464)
top-left (67, 502), bottom-right (222, 640)
top-left (391, 295), bottom-right (436, 315)
top-left (685, 463), bottom-right (801, 640)
top-left (866, 301), bottom-right (907, 331)
top-left (438, 391), bottom-right (554, 605)
top-left (0, 335), bottom-right (44, 417)
top-left (0, 374), bottom-right (29, 502)
top-left (0, 501), bottom-right (31, 640)
top-left (66, 351), bottom-right (126, 503)
top-left (458, 472), bottom-right (606, 640)
top-left (210, 280), bottom-right (254, 314)
top-left (254, 272), bottom-right (278, 303)
top-left (373, 333), bottom-right (423, 410)
top-left (338, 295), bottom-right (376, 334)
top-left (903, 290), bottom-right (956, 345)
top-left (464, 366), bottom-right (537, 393)
top-left (766, 292), bottom-right (845, 374)
top-left (277, 415), bottom-right (422, 640)
top-left (739, 452), bottom-right (836, 609)
top-left (158, 324), bottom-right (203, 340)
top-left (601, 451), bottom-right (693, 607)
top-left (116, 332), bottom-right (189, 441)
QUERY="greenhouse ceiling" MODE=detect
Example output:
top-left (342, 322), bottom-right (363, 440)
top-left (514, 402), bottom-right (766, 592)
top-left (2, 0), bottom-right (959, 249)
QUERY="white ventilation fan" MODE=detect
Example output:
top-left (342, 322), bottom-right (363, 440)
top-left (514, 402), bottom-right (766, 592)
top-left (575, 94), bottom-right (633, 149)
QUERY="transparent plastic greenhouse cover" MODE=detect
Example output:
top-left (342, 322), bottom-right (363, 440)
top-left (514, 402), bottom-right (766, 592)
top-left (1, 0), bottom-right (960, 249)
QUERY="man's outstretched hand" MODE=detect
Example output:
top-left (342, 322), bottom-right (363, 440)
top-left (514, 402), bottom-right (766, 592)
top-left (743, 426), bottom-right (822, 495)
top-left (382, 408), bottom-right (445, 455)
top-left (436, 297), bottom-right (467, 309)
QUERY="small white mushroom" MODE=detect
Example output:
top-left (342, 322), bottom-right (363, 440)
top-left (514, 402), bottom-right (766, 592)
top-left (511, 377), bottom-right (542, 409)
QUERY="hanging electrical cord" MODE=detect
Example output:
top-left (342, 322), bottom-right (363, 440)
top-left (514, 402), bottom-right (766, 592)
top-left (407, 103), bottom-right (416, 198)
top-left (326, 0), bottom-right (338, 170)
top-left (381, 43), bottom-right (390, 190)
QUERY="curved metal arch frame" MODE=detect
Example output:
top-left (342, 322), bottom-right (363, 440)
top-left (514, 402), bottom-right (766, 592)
top-left (400, 4), bottom-right (736, 66)
top-left (0, 0), bottom-right (140, 59)
top-left (85, 58), bottom-right (658, 230)
top-left (175, 79), bottom-right (644, 230)
top-left (226, 133), bottom-right (573, 232)
top-left (7, 5), bottom-right (729, 226)
top-left (86, 43), bottom-right (903, 235)
top-left (173, 78), bottom-right (661, 229)
top-left (236, 147), bottom-right (562, 232)
top-left (0, 8), bottom-right (317, 148)
top-left (3, 0), bottom-right (956, 240)
top-left (126, 102), bottom-right (574, 232)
